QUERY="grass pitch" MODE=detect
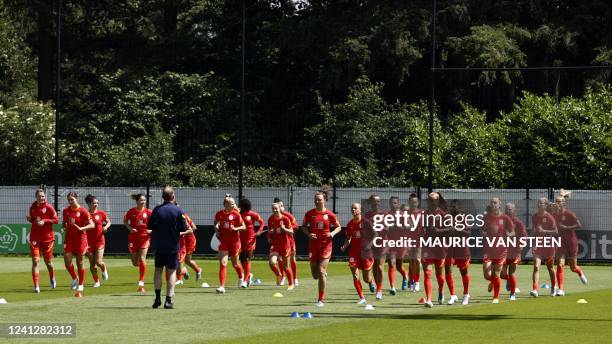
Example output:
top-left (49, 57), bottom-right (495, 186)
top-left (0, 257), bottom-right (610, 344)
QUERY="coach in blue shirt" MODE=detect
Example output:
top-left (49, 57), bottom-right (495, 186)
top-left (147, 186), bottom-right (187, 309)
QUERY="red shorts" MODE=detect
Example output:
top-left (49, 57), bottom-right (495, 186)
top-left (270, 245), bottom-right (292, 258)
top-left (178, 245), bottom-right (187, 263)
top-left (240, 238), bottom-right (256, 253)
top-left (30, 240), bottom-right (54, 260)
top-left (87, 238), bottom-right (105, 254)
top-left (421, 258), bottom-right (445, 267)
top-left (185, 235), bottom-right (197, 255)
top-left (349, 255), bottom-right (374, 270)
top-left (533, 247), bottom-right (555, 260)
top-left (407, 247), bottom-right (421, 259)
top-left (506, 256), bottom-right (521, 265)
top-left (289, 236), bottom-right (296, 252)
top-left (128, 237), bottom-right (150, 253)
top-left (446, 257), bottom-right (470, 269)
top-left (309, 241), bottom-right (332, 262)
top-left (63, 240), bottom-right (88, 256)
top-left (483, 257), bottom-right (506, 265)
top-left (219, 241), bottom-right (241, 257)
top-left (557, 237), bottom-right (578, 258)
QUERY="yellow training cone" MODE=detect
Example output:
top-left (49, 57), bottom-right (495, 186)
top-left (273, 292), bottom-right (284, 298)
top-left (576, 299), bottom-right (588, 304)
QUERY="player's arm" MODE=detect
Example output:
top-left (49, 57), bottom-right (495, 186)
top-left (232, 217), bottom-right (246, 232)
top-left (255, 213), bottom-right (266, 237)
top-left (328, 216), bottom-right (342, 238)
top-left (79, 214), bottom-right (95, 232)
top-left (45, 206), bottom-right (59, 225)
top-left (26, 205), bottom-right (33, 223)
top-left (340, 229), bottom-right (350, 252)
top-left (302, 221), bottom-right (316, 239)
top-left (124, 212), bottom-right (137, 233)
top-left (562, 213), bottom-right (582, 231)
top-left (281, 218), bottom-right (293, 234)
top-left (103, 213), bottom-right (111, 232)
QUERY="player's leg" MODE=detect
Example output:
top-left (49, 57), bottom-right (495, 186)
top-left (269, 252), bottom-right (282, 285)
top-left (482, 260), bottom-right (493, 292)
top-left (186, 253), bottom-right (202, 280)
top-left (30, 244), bottom-right (40, 292)
top-left (96, 248), bottom-right (108, 281)
top-left (459, 265), bottom-right (470, 304)
top-left (75, 253), bottom-right (85, 287)
top-left (410, 253), bottom-right (421, 292)
top-left (87, 251), bottom-right (99, 287)
top-left (508, 262), bottom-right (518, 300)
top-left (165, 263), bottom-right (177, 308)
top-left (64, 251), bottom-right (78, 288)
top-left (152, 262), bottom-right (164, 308)
top-left (434, 261), bottom-right (445, 304)
top-left (531, 256), bottom-right (542, 297)
top-left (422, 261), bottom-right (434, 307)
top-left (491, 262), bottom-right (502, 303)
top-left (290, 251), bottom-right (299, 286)
top-left (374, 255), bottom-right (386, 299)
top-left (350, 265), bottom-right (365, 302)
top-left (130, 250), bottom-right (139, 267)
top-left (555, 256), bottom-right (565, 295)
top-left (316, 258), bottom-right (330, 305)
top-left (568, 256), bottom-right (587, 284)
top-left (397, 255), bottom-right (408, 290)
top-left (545, 258), bottom-right (556, 296)
top-left (42, 243), bottom-right (56, 289)
top-left (216, 251), bottom-right (229, 293)
top-left (282, 255), bottom-right (294, 289)
top-left (137, 247), bottom-right (148, 286)
top-left (444, 261), bottom-right (457, 304)
top-left (230, 248), bottom-right (244, 286)
top-left (387, 252), bottom-right (397, 294)
top-left (239, 251), bottom-right (250, 285)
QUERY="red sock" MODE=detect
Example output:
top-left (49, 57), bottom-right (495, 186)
top-left (376, 282), bottom-right (383, 293)
top-left (532, 281), bottom-right (538, 291)
top-left (177, 269), bottom-right (183, 281)
top-left (244, 261), bottom-right (251, 282)
top-left (424, 270), bottom-right (433, 301)
top-left (462, 273), bottom-right (470, 294)
top-left (556, 265), bottom-right (564, 290)
top-left (291, 258), bottom-right (298, 279)
top-left (318, 290), bottom-right (324, 302)
top-left (270, 264), bottom-right (281, 277)
top-left (353, 278), bottom-right (364, 299)
top-left (233, 264), bottom-right (243, 280)
top-left (49, 266), bottom-right (55, 280)
top-left (397, 263), bottom-right (407, 280)
top-left (32, 271), bottom-right (39, 287)
top-left (446, 273), bottom-right (455, 295)
top-left (548, 270), bottom-right (556, 290)
top-left (412, 270), bottom-right (420, 282)
top-left (492, 276), bottom-right (501, 299)
top-left (436, 273), bottom-right (445, 293)
top-left (165, 270), bottom-right (169, 281)
top-left (92, 270), bottom-right (99, 283)
top-left (78, 268), bottom-right (85, 286)
top-left (219, 265), bottom-right (227, 287)
top-left (388, 266), bottom-right (396, 288)
top-left (573, 267), bottom-right (583, 276)
top-left (509, 274), bottom-right (517, 294)
top-left (100, 264), bottom-right (106, 272)
top-left (408, 264), bottom-right (413, 281)
top-left (279, 263), bottom-right (286, 277)
top-left (138, 260), bottom-right (146, 282)
top-left (67, 264), bottom-right (77, 280)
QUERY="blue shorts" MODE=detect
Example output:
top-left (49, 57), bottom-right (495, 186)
top-left (154, 252), bottom-right (179, 270)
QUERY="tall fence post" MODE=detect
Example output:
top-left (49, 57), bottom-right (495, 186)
top-left (332, 182), bottom-right (337, 214)
top-left (146, 185), bottom-right (150, 208)
top-left (525, 188), bottom-right (530, 229)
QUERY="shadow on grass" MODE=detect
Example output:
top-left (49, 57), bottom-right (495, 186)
top-left (256, 312), bottom-right (612, 321)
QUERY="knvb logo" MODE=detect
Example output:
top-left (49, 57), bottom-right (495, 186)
top-left (0, 225), bottom-right (18, 251)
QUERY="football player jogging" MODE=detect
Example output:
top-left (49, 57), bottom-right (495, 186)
top-left (214, 195), bottom-right (247, 293)
top-left (366, 194), bottom-right (387, 300)
top-left (406, 194), bottom-right (423, 293)
top-left (553, 195), bottom-right (587, 295)
top-left (62, 192), bottom-right (94, 297)
top-left (530, 198), bottom-right (558, 297)
top-left (482, 197), bottom-right (512, 303)
top-left (27, 189), bottom-right (59, 293)
top-left (239, 198), bottom-right (265, 286)
top-left (176, 211), bottom-right (195, 286)
top-left (183, 212), bottom-right (202, 280)
top-left (85, 194), bottom-right (110, 288)
top-left (421, 192), bottom-right (449, 308)
top-left (502, 202), bottom-right (527, 300)
top-left (267, 202), bottom-right (295, 290)
top-left (124, 194), bottom-right (152, 292)
top-left (277, 199), bottom-right (300, 287)
top-left (301, 190), bottom-right (342, 307)
top-left (444, 200), bottom-right (472, 305)
top-left (386, 196), bottom-right (408, 295)
top-left (340, 202), bottom-right (375, 304)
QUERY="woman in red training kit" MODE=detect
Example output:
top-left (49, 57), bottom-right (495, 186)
top-left (386, 196), bottom-right (407, 296)
top-left (444, 200), bottom-right (472, 305)
top-left (503, 202), bottom-right (527, 301)
top-left (341, 202), bottom-right (375, 304)
top-left (553, 195), bottom-right (587, 296)
top-left (406, 194), bottom-right (423, 293)
top-left (214, 195), bottom-right (246, 294)
top-left (267, 202), bottom-right (295, 290)
top-left (482, 197), bottom-right (512, 304)
top-left (62, 192), bottom-right (94, 297)
top-left (27, 189), bottom-right (59, 293)
top-left (124, 194), bottom-right (152, 292)
top-left (239, 198), bottom-right (265, 287)
top-left (278, 200), bottom-right (300, 287)
top-left (176, 211), bottom-right (196, 285)
top-left (366, 194), bottom-right (386, 300)
top-left (301, 189), bottom-right (342, 307)
top-left (421, 192), bottom-right (449, 308)
top-left (530, 198), bottom-right (558, 298)
top-left (85, 194), bottom-right (110, 288)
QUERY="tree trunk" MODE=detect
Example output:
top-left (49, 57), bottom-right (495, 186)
top-left (37, 0), bottom-right (53, 101)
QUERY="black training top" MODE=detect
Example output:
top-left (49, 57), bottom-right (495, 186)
top-left (147, 202), bottom-right (187, 254)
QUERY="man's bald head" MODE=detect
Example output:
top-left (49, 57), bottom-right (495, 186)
top-left (162, 186), bottom-right (175, 202)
